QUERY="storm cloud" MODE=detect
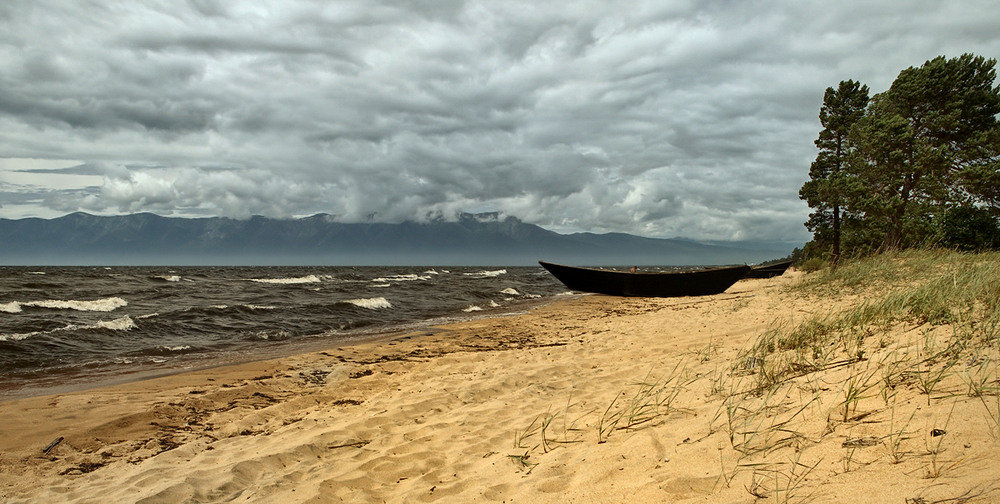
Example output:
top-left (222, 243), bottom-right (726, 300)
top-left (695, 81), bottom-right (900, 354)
top-left (1, 0), bottom-right (998, 240)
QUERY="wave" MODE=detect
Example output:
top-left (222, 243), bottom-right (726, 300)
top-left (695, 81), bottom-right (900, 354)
top-left (0, 302), bottom-right (22, 313)
top-left (0, 315), bottom-right (137, 342)
top-left (249, 274), bottom-right (324, 284)
top-left (27, 271), bottom-right (46, 275)
top-left (462, 305), bottom-right (483, 312)
top-left (500, 287), bottom-right (520, 295)
top-left (371, 283), bottom-right (391, 288)
top-left (3, 297), bottom-right (128, 312)
top-left (200, 304), bottom-right (275, 312)
top-left (423, 270), bottom-right (440, 275)
top-left (371, 274), bottom-right (431, 282)
top-left (160, 345), bottom-right (192, 352)
top-left (152, 275), bottom-right (181, 282)
top-left (95, 316), bottom-right (138, 331)
top-left (343, 297), bottom-right (392, 310)
top-left (464, 269), bottom-right (507, 278)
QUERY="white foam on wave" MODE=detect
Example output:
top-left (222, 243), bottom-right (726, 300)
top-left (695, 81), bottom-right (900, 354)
top-left (463, 305), bottom-right (483, 312)
top-left (162, 345), bottom-right (191, 351)
top-left (500, 287), bottom-right (520, 295)
top-left (371, 274), bottom-right (431, 282)
top-left (0, 302), bottom-right (23, 313)
top-left (27, 271), bottom-right (46, 275)
top-left (556, 291), bottom-right (575, 296)
top-left (0, 315), bottom-right (137, 342)
top-left (423, 270), bottom-right (439, 275)
top-left (489, 300), bottom-right (500, 307)
top-left (154, 275), bottom-right (181, 282)
top-left (14, 297), bottom-right (128, 312)
top-left (464, 269), bottom-right (507, 278)
top-left (96, 315), bottom-right (138, 331)
top-left (249, 274), bottom-right (323, 284)
top-left (344, 297), bottom-right (392, 310)
top-left (371, 283), bottom-right (391, 288)
top-left (246, 304), bottom-right (276, 310)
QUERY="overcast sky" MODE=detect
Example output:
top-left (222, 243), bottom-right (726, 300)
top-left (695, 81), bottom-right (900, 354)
top-left (1, 1), bottom-right (998, 241)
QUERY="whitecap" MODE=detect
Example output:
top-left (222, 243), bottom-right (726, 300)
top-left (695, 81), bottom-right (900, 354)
top-left (0, 302), bottom-right (23, 313)
top-left (556, 291), bottom-right (575, 296)
top-left (423, 270), bottom-right (439, 275)
top-left (500, 288), bottom-right (520, 295)
top-left (95, 316), bottom-right (137, 331)
top-left (20, 297), bottom-right (127, 312)
top-left (162, 345), bottom-right (191, 351)
top-left (344, 297), bottom-right (392, 310)
top-left (0, 315), bottom-right (136, 342)
top-left (489, 300), bottom-right (500, 307)
top-left (371, 274), bottom-right (431, 282)
top-left (464, 269), bottom-right (507, 278)
top-left (153, 275), bottom-right (181, 282)
top-left (27, 271), bottom-right (46, 275)
top-left (462, 305), bottom-right (483, 312)
top-left (245, 304), bottom-right (276, 310)
top-left (249, 274), bottom-right (322, 284)
top-left (371, 283), bottom-right (391, 288)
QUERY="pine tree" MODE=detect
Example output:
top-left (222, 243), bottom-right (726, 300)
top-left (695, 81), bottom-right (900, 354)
top-left (799, 80), bottom-right (869, 265)
top-left (849, 54), bottom-right (1000, 250)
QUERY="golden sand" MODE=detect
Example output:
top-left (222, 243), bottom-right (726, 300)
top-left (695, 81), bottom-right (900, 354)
top-left (2, 271), bottom-right (998, 503)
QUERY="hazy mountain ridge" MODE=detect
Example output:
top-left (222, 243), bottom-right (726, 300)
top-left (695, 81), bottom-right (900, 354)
top-left (0, 212), bottom-right (796, 266)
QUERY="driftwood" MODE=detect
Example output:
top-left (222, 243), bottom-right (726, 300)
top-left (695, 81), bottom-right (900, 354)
top-left (42, 436), bottom-right (64, 454)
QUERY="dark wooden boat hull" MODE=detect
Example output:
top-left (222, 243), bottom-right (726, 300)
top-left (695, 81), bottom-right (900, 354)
top-left (746, 260), bottom-right (792, 279)
top-left (538, 261), bottom-right (750, 297)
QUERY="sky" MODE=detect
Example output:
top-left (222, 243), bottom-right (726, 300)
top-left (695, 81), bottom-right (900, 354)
top-left (1, 1), bottom-right (998, 242)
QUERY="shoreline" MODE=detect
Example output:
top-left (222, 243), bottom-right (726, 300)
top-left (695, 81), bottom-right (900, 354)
top-left (4, 266), bottom-right (1000, 503)
top-left (0, 293), bottom-right (574, 401)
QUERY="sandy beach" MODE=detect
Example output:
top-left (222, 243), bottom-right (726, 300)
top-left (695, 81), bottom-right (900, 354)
top-left (2, 267), bottom-right (999, 503)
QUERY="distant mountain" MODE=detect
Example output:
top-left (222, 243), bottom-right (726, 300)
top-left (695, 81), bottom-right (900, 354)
top-left (0, 212), bottom-right (796, 266)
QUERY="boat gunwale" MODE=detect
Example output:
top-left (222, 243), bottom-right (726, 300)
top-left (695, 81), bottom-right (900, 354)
top-left (537, 260), bottom-right (749, 276)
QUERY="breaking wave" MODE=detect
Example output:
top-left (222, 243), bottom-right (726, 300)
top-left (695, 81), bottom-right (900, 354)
top-left (0, 315), bottom-right (137, 342)
top-left (249, 274), bottom-right (324, 284)
top-left (464, 269), bottom-right (506, 278)
top-left (2, 297), bottom-right (128, 312)
top-left (343, 297), bottom-right (392, 310)
top-left (462, 305), bottom-right (483, 312)
top-left (371, 274), bottom-right (432, 282)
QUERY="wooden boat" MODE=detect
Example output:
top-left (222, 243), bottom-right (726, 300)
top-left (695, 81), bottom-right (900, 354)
top-left (746, 259), bottom-right (793, 279)
top-left (538, 261), bottom-right (750, 297)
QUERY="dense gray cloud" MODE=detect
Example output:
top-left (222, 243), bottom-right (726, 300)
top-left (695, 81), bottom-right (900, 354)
top-left (1, 0), bottom-right (998, 240)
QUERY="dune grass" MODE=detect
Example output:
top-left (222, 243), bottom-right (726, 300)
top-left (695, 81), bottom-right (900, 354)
top-left (508, 249), bottom-right (1000, 500)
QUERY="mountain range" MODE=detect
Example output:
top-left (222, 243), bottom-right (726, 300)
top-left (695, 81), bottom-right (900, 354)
top-left (0, 212), bottom-right (798, 266)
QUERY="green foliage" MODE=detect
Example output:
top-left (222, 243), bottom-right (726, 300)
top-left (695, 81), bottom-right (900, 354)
top-left (798, 257), bottom-right (827, 273)
top-left (801, 53), bottom-right (1000, 258)
top-left (800, 80), bottom-right (869, 263)
top-left (938, 206), bottom-right (1000, 251)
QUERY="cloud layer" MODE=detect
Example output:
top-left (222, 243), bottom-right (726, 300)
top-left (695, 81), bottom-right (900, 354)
top-left (1, 0), bottom-right (999, 240)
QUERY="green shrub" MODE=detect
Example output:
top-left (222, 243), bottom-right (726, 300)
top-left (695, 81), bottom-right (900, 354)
top-left (799, 257), bottom-right (828, 273)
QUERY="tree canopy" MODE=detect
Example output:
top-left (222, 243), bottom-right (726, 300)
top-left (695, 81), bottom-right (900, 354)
top-left (799, 53), bottom-right (1000, 260)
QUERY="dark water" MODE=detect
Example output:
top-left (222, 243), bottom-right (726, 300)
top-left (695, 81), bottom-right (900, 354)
top-left (0, 266), bottom-right (569, 397)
